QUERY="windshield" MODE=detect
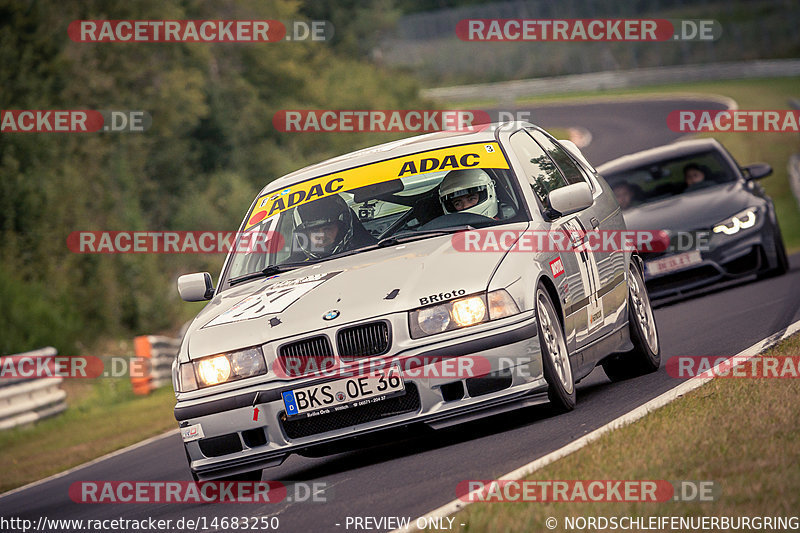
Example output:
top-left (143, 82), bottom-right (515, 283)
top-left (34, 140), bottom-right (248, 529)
top-left (603, 150), bottom-right (737, 210)
top-left (224, 141), bottom-right (526, 283)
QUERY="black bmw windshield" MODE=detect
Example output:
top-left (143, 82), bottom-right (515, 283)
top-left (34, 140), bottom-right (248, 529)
top-left (604, 150), bottom-right (737, 210)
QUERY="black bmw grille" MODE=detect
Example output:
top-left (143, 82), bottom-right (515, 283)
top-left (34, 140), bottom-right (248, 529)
top-left (278, 336), bottom-right (335, 377)
top-left (281, 382), bottom-right (420, 439)
top-left (337, 321), bottom-right (390, 361)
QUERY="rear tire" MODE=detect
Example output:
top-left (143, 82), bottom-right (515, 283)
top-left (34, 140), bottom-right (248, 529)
top-left (536, 286), bottom-right (576, 412)
top-left (603, 259), bottom-right (661, 382)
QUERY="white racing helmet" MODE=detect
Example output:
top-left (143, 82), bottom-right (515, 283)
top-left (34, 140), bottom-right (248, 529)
top-left (438, 168), bottom-right (498, 218)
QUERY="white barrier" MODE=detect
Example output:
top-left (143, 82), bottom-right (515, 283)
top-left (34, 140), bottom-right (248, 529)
top-left (132, 335), bottom-right (180, 394)
top-left (148, 336), bottom-right (180, 389)
top-left (0, 347), bottom-right (67, 430)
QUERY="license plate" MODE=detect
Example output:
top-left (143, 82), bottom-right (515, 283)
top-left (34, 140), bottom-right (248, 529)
top-left (282, 364), bottom-right (405, 419)
top-left (645, 250), bottom-right (703, 276)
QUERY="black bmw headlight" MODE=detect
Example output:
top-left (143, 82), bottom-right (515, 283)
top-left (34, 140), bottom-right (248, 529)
top-left (712, 207), bottom-right (758, 236)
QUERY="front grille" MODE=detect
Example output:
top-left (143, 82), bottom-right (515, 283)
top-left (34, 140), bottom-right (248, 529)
top-left (199, 434), bottom-right (242, 457)
top-left (278, 336), bottom-right (335, 377)
top-left (337, 321), bottom-right (390, 361)
top-left (647, 265), bottom-right (720, 294)
top-left (281, 382), bottom-right (420, 439)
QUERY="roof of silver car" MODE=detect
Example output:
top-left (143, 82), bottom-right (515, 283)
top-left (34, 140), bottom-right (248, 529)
top-left (257, 122), bottom-right (535, 196)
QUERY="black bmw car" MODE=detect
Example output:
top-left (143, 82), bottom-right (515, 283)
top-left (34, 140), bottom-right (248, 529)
top-left (598, 138), bottom-right (789, 300)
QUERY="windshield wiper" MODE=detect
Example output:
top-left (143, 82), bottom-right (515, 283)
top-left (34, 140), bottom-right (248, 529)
top-left (228, 262), bottom-right (311, 286)
top-left (376, 225), bottom-right (475, 248)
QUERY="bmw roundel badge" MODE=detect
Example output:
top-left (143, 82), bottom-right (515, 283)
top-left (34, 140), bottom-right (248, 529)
top-left (323, 309), bottom-right (340, 321)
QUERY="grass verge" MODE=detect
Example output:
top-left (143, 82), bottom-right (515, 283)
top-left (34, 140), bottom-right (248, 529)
top-left (0, 378), bottom-right (177, 494)
top-left (453, 333), bottom-right (800, 532)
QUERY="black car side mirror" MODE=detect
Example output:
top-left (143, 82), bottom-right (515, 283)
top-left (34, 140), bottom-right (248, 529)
top-left (742, 163), bottom-right (772, 180)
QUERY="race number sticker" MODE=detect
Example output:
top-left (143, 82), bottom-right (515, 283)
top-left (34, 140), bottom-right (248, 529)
top-left (562, 218), bottom-right (603, 331)
top-left (202, 271), bottom-right (341, 328)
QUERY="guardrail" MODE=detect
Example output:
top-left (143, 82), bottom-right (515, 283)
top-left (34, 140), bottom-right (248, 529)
top-left (132, 335), bottom-right (180, 395)
top-left (0, 347), bottom-right (67, 430)
top-left (421, 59), bottom-right (800, 103)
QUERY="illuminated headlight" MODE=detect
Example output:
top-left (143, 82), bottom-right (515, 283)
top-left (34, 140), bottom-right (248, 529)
top-left (175, 346), bottom-right (266, 392)
top-left (712, 208), bottom-right (758, 236)
top-left (409, 289), bottom-right (520, 339)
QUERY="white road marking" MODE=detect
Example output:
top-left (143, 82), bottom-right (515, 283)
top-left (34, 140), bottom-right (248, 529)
top-left (394, 317), bottom-right (800, 532)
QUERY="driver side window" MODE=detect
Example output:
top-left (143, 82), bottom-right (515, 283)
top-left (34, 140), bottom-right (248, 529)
top-left (510, 130), bottom-right (567, 207)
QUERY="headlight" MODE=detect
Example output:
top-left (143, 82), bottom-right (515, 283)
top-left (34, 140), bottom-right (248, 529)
top-left (175, 346), bottom-right (266, 392)
top-left (452, 296), bottom-right (487, 327)
top-left (417, 305), bottom-right (451, 335)
top-left (409, 289), bottom-right (519, 339)
top-left (712, 208), bottom-right (758, 235)
top-left (197, 355), bottom-right (232, 386)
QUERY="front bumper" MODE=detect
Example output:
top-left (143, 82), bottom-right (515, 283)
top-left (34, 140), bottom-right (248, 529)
top-left (643, 223), bottom-right (771, 299)
top-left (176, 312), bottom-right (542, 480)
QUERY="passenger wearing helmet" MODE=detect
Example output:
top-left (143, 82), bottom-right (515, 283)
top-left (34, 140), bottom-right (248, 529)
top-left (293, 195), bottom-right (376, 259)
top-left (438, 168), bottom-right (498, 219)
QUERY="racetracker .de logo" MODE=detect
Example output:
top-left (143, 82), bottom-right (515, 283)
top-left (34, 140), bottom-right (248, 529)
top-left (67, 231), bottom-right (286, 254)
top-left (0, 355), bottom-right (150, 379)
top-left (68, 20), bottom-right (334, 43)
top-left (668, 110), bottom-right (800, 133)
top-left (273, 354), bottom-right (492, 380)
top-left (667, 356), bottom-right (800, 379)
top-left (456, 19), bottom-right (721, 42)
top-left (1, 110), bottom-right (150, 133)
top-left (273, 110), bottom-right (492, 133)
top-left (69, 20), bottom-right (284, 42)
top-left (457, 480), bottom-right (675, 502)
top-left (450, 229), bottom-right (709, 254)
top-left (70, 481), bottom-right (285, 503)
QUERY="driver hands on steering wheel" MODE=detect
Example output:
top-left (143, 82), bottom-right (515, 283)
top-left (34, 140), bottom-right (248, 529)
top-left (438, 169), bottom-right (498, 218)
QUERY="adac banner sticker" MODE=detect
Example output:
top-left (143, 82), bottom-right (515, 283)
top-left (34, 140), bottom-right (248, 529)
top-left (203, 271), bottom-right (342, 328)
top-left (245, 142), bottom-right (508, 229)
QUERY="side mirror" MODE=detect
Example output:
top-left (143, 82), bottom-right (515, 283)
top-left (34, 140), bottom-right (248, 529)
top-left (178, 272), bottom-right (214, 302)
top-left (743, 163), bottom-right (772, 180)
top-left (548, 182), bottom-right (593, 216)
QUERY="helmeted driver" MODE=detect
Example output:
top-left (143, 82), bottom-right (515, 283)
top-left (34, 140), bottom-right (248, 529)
top-left (293, 195), bottom-right (375, 259)
top-left (438, 168), bottom-right (498, 218)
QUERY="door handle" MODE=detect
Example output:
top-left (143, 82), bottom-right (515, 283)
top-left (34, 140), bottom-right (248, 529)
top-left (590, 217), bottom-right (600, 229)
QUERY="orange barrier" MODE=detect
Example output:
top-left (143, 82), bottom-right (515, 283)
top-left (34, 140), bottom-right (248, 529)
top-left (131, 336), bottom-right (153, 395)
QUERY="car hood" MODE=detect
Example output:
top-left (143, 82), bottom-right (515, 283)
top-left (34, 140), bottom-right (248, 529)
top-left (184, 227), bottom-right (525, 359)
top-left (621, 183), bottom-right (760, 232)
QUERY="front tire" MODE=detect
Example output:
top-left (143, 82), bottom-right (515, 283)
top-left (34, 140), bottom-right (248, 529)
top-left (603, 259), bottom-right (661, 382)
top-left (536, 285), bottom-right (576, 412)
top-left (768, 224), bottom-right (789, 276)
